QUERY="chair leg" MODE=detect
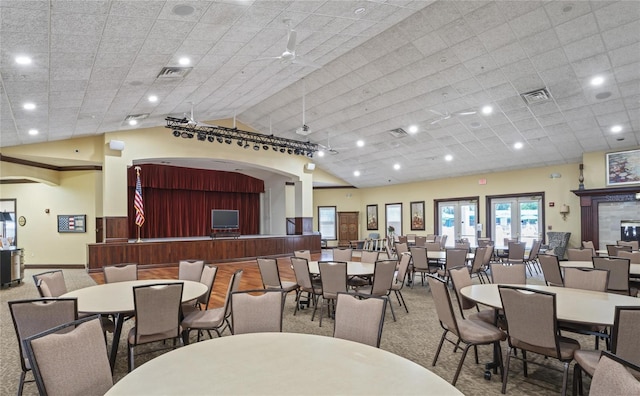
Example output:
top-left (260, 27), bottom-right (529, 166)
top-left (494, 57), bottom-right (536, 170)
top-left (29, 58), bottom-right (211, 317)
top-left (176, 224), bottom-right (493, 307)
top-left (502, 346), bottom-right (513, 394)
top-left (318, 298), bottom-right (325, 327)
top-left (452, 343), bottom-right (473, 386)
top-left (561, 362), bottom-right (570, 396)
top-left (395, 290), bottom-right (409, 313)
top-left (386, 296), bottom-right (396, 321)
top-left (573, 363), bottom-right (583, 396)
top-left (18, 370), bottom-right (26, 396)
top-left (522, 350), bottom-right (528, 377)
top-left (293, 290), bottom-right (301, 316)
top-left (432, 330), bottom-right (449, 367)
top-left (474, 345), bottom-right (479, 364)
top-left (128, 343), bottom-right (134, 372)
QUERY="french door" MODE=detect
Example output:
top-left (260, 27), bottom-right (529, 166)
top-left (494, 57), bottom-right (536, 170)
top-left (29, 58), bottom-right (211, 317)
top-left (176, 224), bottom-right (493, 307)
top-left (437, 200), bottom-right (478, 248)
top-left (490, 195), bottom-right (543, 248)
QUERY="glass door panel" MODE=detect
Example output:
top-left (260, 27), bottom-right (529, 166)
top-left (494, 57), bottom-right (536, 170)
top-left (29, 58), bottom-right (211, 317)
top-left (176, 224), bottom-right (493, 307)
top-left (438, 201), bottom-right (478, 247)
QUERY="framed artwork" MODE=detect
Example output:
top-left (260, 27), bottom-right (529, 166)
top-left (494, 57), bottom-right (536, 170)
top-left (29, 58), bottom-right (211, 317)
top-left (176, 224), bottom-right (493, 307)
top-left (366, 204), bottom-right (378, 230)
top-left (410, 201), bottom-right (425, 230)
top-left (607, 149), bottom-right (640, 186)
top-left (57, 215), bottom-right (86, 233)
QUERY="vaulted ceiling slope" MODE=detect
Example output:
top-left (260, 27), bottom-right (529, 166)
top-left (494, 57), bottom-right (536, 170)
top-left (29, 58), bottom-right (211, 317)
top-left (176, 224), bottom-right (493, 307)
top-left (1, 1), bottom-right (639, 188)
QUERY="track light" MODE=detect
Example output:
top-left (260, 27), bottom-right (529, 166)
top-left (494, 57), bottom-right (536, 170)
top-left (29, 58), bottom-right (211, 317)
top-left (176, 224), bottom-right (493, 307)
top-left (237, 140), bottom-right (243, 147)
top-left (263, 145), bottom-right (269, 150)
top-left (272, 146), bottom-right (277, 151)
top-left (253, 144), bottom-right (260, 151)
top-left (287, 148), bottom-right (293, 154)
top-left (173, 130), bottom-right (181, 137)
top-left (280, 147), bottom-right (286, 153)
top-left (217, 136), bottom-right (223, 143)
top-left (244, 143), bottom-right (250, 149)
top-left (225, 138), bottom-right (232, 144)
top-left (197, 133), bottom-right (206, 141)
top-left (207, 136), bottom-right (215, 142)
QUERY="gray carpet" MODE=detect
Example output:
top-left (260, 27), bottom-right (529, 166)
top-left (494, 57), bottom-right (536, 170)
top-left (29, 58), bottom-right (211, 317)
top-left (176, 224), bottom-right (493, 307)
top-left (1, 268), bottom-right (595, 395)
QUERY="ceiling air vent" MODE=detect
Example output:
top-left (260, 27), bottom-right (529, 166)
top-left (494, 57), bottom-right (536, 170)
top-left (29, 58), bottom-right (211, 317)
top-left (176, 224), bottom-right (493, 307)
top-left (521, 88), bottom-right (551, 105)
top-left (125, 113), bottom-right (149, 122)
top-left (388, 128), bottom-right (408, 138)
top-left (157, 67), bottom-right (193, 79)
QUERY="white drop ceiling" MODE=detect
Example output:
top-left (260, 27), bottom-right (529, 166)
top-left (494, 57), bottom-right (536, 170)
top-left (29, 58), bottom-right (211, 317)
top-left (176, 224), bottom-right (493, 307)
top-left (1, 0), bottom-right (639, 187)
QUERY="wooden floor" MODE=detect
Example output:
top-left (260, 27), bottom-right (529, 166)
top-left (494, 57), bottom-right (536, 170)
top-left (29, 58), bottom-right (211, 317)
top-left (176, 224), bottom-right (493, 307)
top-left (89, 252), bottom-right (332, 309)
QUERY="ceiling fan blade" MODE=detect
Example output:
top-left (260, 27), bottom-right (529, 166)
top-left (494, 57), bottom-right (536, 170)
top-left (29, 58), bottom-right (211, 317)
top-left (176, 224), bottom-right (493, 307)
top-left (255, 56), bottom-right (283, 61)
top-left (430, 118), bottom-right (442, 125)
top-left (453, 110), bottom-right (477, 116)
top-left (286, 29), bottom-right (297, 53)
top-left (292, 56), bottom-right (321, 69)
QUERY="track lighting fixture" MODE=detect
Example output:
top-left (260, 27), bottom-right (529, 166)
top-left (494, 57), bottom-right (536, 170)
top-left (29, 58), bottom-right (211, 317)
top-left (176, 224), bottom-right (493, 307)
top-left (237, 140), bottom-right (243, 147)
top-left (207, 136), bottom-right (215, 142)
top-left (173, 130), bottom-right (181, 137)
top-left (225, 138), bottom-right (232, 144)
top-left (217, 136), bottom-right (223, 143)
top-left (253, 144), bottom-right (260, 151)
top-left (263, 145), bottom-right (269, 150)
top-left (197, 133), bottom-right (206, 141)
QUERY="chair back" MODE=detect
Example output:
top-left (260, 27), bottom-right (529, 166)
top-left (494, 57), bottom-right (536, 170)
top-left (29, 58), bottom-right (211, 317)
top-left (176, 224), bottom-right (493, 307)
top-left (448, 266), bottom-right (477, 314)
top-left (291, 257), bottom-right (313, 290)
top-left (498, 286), bottom-right (560, 356)
top-left (333, 292), bottom-right (386, 348)
top-left (370, 259), bottom-right (396, 296)
top-left (470, 247), bottom-right (487, 276)
top-left (132, 283), bottom-right (183, 342)
top-left (397, 235), bottom-right (408, 244)
top-left (427, 275), bottom-right (459, 336)
top-left (566, 248), bottom-right (593, 261)
top-left (538, 254), bottom-right (564, 286)
top-left (593, 256), bottom-right (631, 294)
top-left (582, 240), bottom-right (596, 254)
top-left (257, 258), bottom-right (283, 289)
top-left (439, 234), bottom-right (448, 249)
top-left (178, 260), bottom-right (205, 282)
top-left (24, 316), bottom-right (113, 396)
top-left (231, 289), bottom-right (285, 335)
top-left (318, 261), bottom-right (347, 299)
top-left (9, 298), bottom-right (78, 373)
top-left (562, 267), bottom-right (609, 292)
top-left (394, 253), bottom-right (412, 288)
top-left (507, 241), bottom-right (526, 263)
top-left (103, 263), bottom-right (138, 283)
top-left (483, 244), bottom-right (494, 265)
top-left (608, 244), bottom-right (632, 256)
top-left (445, 248), bottom-right (468, 273)
top-left (394, 242), bottom-right (409, 256)
top-left (454, 241), bottom-right (470, 251)
top-left (477, 238), bottom-right (492, 247)
top-left (414, 236), bottom-right (427, 247)
top-left (360, 250), bottom-right (380, 264)
top-left (426, 234), bottom-right (437, 242)
top-left (612, 306), bottom-right (640, 365)
top-left (33, 270), bottom-right (67, 297)
top-left (197, 265), bottom-right (217, 308)
top-left (618, 240), bottom-right (639, 250)
top-left (222, 270), bottom-right (244, 319)
top-left (619, 250), bottom-right (640, 264)
top-left (425, 241), bottom-right (441, 252)
top-left (490, 263), bottom-right (526, 284)
top-left (590, 352), bottom-right (640, 396)
top-left (332, 248), bottom-right (352, 262)
top-left (409, 246), bottom-right (429, 270)
top-left (406, 234), bottom-right (416, 244)
top-left (528, 239), bottom-right (542, 261)
top-left (293, 250), bottom-right (312, 260)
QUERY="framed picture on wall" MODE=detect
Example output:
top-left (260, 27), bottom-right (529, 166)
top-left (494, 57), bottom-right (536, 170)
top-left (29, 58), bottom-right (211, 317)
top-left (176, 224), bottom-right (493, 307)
top-left (366, 204), bottom-right (378, 230)
top-left (606, 149), bottom-right (640, 186)
top-left (57, 215), bottom-right (86, 233)
top-left (410, 201), bottom-right (425, 230)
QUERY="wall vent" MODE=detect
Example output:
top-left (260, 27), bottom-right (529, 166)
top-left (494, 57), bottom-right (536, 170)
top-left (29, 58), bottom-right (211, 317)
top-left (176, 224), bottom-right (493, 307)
top-left (521, 88), bottom-right (551, 105)
top-left (388, 128), bottom-right (408, 138)
top-left (157, 67), bottom-right (193, 79)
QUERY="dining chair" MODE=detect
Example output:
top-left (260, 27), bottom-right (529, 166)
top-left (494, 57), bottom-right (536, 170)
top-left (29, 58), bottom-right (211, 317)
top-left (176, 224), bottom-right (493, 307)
top-left (360, 250), bottom-right (380, 264)
top-left (593, 256), bottom-right (633, 295)
top-left (128, 282), bottom-right (184, 371)
top-left (397, 235), bottom-right (408, 245)
top-left (505, 241), bottom-right (526, 265)
top-left (538, 254), bottom-right (564, 286)
top-left (607, 244), bottom-right (632, 256)
top-left (178, 259), bottom-right (205, 282)
top-left (394, 242), bottom-right (409, 257)
top-left (290, 257), bottom-right (322, 318)
top-left (562, 267), bottom-right (609, 292)
top-left (589, 352), bottom-right (640, 396)
top-left (256, 257), bottom-right (298, 299)
top-left (32, 270), bottom-right (67, 298)
top-left (469, 246), bottom-right (490, 284)
top-left (617, 240), bottom-right (639, 250)
top-left (566, 248), bottom-right (594, 261)
top-left (230, 289), bottom-right (285, 335)
top-left (524, 239), bottom-right (541, 274)
top-left (181, 269), bottom-right (243, 343)
top-left (490, 263), bottom-right (526, 284)
top-left (414, 236), bottom-right (427, 247)
top-left (182, 265), bottom-right (218, 316)
top-left (428, 275), bottom-right (506, 386)
top-left (385, 238), bottom-right (396, 259)
top-left (9, 298), bottom-right (78, 396)
top-left (333, 292), bottom-right (387, 348)
top-left (454, 241), bottom-right (470, 251)
top-left (448, 266), bottom-right (496, 325)
top-left (405, 234), bottom-right (416, 245)
top-left (24, 315), bottom-right (113, 396)
top-left (332, 248), bottom-right (352, 262)
top-left (409, 246), bottom-right (432, 287)
top-left (582, 240), bottom-right (597, 254)
top-left (103, 263), bottom-right (138, 283)
top-left (357, 259), bottom-right (397, 321)
top-left (317, 261), bottom-right (348, 327)
top-left (437, 248), bottom-right (468, 284)
top-left (477, 237), bottom-right (492, 247)
top-left (439, 234), bottom-right (448, 249)
top-left (498, 285), bottom-right (580, 396)
top-left (390, 252), bottom-right (411, 313)
top-left (573, 306), bottom-right (640, 395)
top-left (293, 249), bottom-right (312, 261)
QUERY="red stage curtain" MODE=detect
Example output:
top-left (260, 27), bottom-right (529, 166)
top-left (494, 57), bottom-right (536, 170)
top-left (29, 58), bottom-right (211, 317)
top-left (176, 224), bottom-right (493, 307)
top-left (127, 164), bottom-right (264, 238)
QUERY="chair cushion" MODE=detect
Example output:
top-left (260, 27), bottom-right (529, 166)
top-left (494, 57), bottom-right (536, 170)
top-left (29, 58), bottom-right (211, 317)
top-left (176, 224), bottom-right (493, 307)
top-left (457, 318), bottom-right (506, 343)
top-left (510, 335), bottom-right (580, 360)
top-left (180, 307), bottom-right (225, 329)
top-left (469, 309), bottom-right (497, 325)
top-left (574, 350), bottom-right (601, 376)
top-left (128, 326), bottom-right (182, 345)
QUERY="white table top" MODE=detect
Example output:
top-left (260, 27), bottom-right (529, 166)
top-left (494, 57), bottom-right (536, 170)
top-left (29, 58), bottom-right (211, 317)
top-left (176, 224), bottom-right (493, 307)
top-left (460, 284), bottom-right (640, 326)
top-left (105, 332), bottom-right (463, 396)
top-left (560, 260), bottom-right (640, 276)
top-left (62, 279), bottom-right (207, 315)
top-left (308, 260), bottom-right (375, 276)
top-left (426, 251), bottom-right (474, 261)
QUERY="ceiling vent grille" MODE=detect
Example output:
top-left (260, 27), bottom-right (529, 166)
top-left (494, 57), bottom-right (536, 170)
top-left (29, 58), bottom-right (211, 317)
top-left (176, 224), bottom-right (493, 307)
top-left (125, 113), bottom-right (149, 121)
top-left (388, 128), bottom-right (408, 138)
top-left (157, 67), bottom-right (193, 79)
top-left (521, 88), bottom-right (551, 105)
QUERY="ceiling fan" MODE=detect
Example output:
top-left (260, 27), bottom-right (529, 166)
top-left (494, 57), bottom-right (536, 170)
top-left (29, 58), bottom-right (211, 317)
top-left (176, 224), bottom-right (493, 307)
top-left (256, 19), bottom-right (321, 69)
top-left (181, 102), bottom-right (217, 127)
top-left (428, 109), bottom-right (477, 124)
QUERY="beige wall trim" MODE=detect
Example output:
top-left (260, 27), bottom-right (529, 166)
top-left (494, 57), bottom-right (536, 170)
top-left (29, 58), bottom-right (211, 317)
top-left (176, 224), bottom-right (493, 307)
top-left (0, 154), bottom-right (102, 172)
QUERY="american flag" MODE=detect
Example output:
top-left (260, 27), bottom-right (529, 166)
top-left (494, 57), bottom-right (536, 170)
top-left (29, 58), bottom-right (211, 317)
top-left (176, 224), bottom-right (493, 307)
top-left (134, 169), bottom-right (145, 227)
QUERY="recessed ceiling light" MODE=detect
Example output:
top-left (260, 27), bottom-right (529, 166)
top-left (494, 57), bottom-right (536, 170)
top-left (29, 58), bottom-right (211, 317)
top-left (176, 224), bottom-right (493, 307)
top-left (128, 120), bottom-right (138, 126)
top-left (514, 142), bottom-right (523, 149)
top-left (590, 76), bottom-right (605, 86)
top-left (28, 129), bottom-right (38, 135)
top-left (445, 154), bottom-right (453, 161)
top-left (172, 4), bottom-right (195, 16)
top-left (393, 163), bottom-right (401, 170)
top-left (408, 125), bottom-right (418, 134)
top-left (481, 105), bottom-right (493, 115)
top-left (15, 56), bottom-right (32, 65)
top-left (23, 103), bottom-right (36, 110)
top-left (611, 125), bottom-right (623, 133)
top-left (353, 170), bottom-right (361, 177)
top-left (317, 150), bottom-right (325, 157)
top-left (356, 140), bottom-right (365, 147)
top-left (354, 7), bottom-right (366, 15)
top-left (595, 92), bottom-right (611, 100)
top-left (148, 95), bottom-right (158, 102)
top-left (179, 57), bottom-right (191, 66)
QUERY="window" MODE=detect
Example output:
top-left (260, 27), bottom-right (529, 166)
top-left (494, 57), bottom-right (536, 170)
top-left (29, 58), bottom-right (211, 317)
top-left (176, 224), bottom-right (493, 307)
top-left (436, 199), bottom-right (479, 247)
top-left (318, 206), bottom-right (337, 240)
top-left (385, 203), bottom-right (402, 236)
top-left (488, 194), bottom-right (544, 248)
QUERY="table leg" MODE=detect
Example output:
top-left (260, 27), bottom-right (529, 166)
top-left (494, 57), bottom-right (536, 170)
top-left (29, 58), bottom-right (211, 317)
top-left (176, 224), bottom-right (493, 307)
top-left (109, 313), bottom-right (125, 373)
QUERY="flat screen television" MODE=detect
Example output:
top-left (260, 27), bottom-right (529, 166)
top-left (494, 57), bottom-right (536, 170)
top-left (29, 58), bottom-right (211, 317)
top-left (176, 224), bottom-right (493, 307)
top-left (211, 209), bottom-right (239, 229)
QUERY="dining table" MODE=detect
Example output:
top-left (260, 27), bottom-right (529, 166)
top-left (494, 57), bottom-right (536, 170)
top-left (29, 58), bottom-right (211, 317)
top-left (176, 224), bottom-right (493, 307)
top-left (105, 332), bottom-right (463, 395)
top-left (308, 260), bottom-right (375, 276)
top-left (560, 260), bottom-right (640, 277)
top-left (460, 283), bottom-right (640, 326)
top-left (62, 279), bottom-right (207, 371)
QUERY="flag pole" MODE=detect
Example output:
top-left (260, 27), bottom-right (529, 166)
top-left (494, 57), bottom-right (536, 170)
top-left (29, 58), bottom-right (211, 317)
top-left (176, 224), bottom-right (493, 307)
top-left (135, 166), bottom-right (143, 243)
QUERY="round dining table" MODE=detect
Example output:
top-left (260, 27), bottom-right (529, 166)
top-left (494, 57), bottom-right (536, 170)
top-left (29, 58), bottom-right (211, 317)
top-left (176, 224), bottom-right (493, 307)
top-left (308, 260), bottom-right (375, 276)
top-left (62, 279), bottom-right (207, 371)
top-left (460, 284), bottom-right (640, 326)
top-left (105, 332), bottom-right (463, 395)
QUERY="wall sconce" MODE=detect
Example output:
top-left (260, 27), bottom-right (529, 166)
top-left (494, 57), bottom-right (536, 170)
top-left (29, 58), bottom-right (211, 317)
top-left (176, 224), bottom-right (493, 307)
top-left (560, 204), bottom-right (570, 220)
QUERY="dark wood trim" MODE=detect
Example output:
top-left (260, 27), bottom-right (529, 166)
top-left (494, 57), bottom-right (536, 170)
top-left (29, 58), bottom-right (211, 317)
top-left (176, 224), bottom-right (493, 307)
top-left (25, 264), bottom-right (86, 269)
top-left (104, 217), bottom-right (128, 241)
top-left (0, 154), bottom-right (102, 172)
top-left (484, 192), bottom-right (546, 242)
top-left (572, 187), bottom-right (640, 248)
top-left (432, 196), bottom-right (481, 236)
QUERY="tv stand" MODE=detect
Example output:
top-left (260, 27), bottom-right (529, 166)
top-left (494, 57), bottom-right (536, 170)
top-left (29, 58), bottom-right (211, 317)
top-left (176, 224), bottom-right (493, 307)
top-left (211, 229), bottom-right (240, 239)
